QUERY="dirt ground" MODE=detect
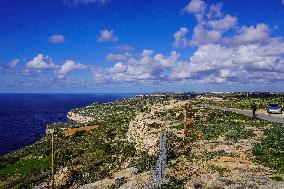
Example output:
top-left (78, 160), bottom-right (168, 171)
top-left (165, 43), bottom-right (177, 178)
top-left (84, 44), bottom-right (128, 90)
top-left (63, 125), bottom-right (98, 136)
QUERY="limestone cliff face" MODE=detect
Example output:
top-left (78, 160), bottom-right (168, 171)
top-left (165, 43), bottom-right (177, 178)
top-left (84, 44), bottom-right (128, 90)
top-left (127, 112), bottom-right (164, 156)
top-left (67, 111), bottom-right (95, 124)
top-left (127, 100), bottom-right (187, 156)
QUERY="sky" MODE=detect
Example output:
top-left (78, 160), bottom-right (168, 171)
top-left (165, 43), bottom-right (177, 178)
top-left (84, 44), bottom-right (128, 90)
top-left (1, 0), bottom-right (284, 93)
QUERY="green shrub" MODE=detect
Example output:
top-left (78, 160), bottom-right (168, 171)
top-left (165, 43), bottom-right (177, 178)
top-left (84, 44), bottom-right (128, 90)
top-left (225, 127), bottom-right (256, 141)
top-left (172, 124), bottom-right (183, 130)
top-left (160, 176), bottom-right (185, 189)
top-left (252, 124), bottom-right (284, 173)
top-left (0, 156), bottom-right (51, 175)
top-left (270, 176), bottom-right (283, 181)
top-left (204, 150), bottom-right (227, 160)
top-left (135, 152), bottom-right (157, 173)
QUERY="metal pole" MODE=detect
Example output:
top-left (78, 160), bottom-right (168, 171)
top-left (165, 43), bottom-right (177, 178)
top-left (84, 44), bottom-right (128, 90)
top-left (51, 131), bottom-right (54, 189)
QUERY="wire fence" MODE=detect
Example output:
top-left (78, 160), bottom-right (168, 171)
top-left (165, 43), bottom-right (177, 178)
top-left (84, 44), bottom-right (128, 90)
top-left (145, 130), bottom-right (167, 189)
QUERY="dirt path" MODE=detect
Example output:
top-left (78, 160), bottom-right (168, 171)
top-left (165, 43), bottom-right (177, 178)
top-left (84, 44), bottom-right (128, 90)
top-left (200, 104), bottom-right (284, 124)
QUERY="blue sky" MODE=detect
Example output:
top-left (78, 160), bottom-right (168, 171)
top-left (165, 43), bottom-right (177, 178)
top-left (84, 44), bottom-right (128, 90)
top-left (1, 0), bottom-right (284, 93)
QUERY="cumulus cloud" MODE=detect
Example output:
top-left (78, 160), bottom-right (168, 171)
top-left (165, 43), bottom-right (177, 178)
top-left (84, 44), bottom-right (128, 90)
top-left (48, 34), bottom-right (65, 43)
top-left (173, 27), bottom-right (190, 48)
top-left (208, 15), bottom-right (237, 31)
top-left (0, 59), bottom-right (20, 75)
top-left (206, 3), bottom-right (223, 19)
top-left (7, 59), bottom-right (20, 69)
top-left (57, 60), bottom-right (88, 79)
top-left (98, 29), bottom-right (118, 42)
top-left (109, 62), bottom-right (128, 73)
top-left (174, 0), bottom-right (277, 50)
top-left (24, 55), bottom-right (91, 79)
top-left (190, 25), bottom-right (222, 46)
top-left (105, 53), bottom-right (132, 61)
top-left (225, 24), bottom-right (270, 46)
top-left (95, 31), bottom-right (284, 84)
top-left (25, 54), bottom-right (58, 69)
top-left (5, 0), bottom-right (284, 88)
top-left (170, 42), bottom-right (284, 84)
top-left (184, 0), bottom-right (206, 14)
top-left (93, 50), bottom-right (181, 83)
top-left (175, 0), bottom-right (239, 47)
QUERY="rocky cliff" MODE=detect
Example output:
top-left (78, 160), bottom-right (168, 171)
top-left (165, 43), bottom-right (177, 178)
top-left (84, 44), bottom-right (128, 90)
top-left (67, 111), bottom-right (96, 124)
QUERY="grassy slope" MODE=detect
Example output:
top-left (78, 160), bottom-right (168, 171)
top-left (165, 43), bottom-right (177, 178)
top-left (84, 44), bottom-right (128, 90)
top-left (0, 96), bottom-right (167, 188)
top-left (0, 98), bottom-right (138, 188)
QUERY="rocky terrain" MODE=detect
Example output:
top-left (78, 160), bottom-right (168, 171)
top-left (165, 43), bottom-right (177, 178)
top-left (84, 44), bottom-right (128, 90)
top-left (1, 93), bottom-right (284, 188)
top-left (77, 95), bottom-right (284, 189)
top-left (67, 112), bottom-right (96, 124)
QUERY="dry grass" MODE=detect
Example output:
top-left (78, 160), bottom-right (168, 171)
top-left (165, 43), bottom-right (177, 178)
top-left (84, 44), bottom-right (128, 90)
top-left (63, 125), bottom-right (98, 136)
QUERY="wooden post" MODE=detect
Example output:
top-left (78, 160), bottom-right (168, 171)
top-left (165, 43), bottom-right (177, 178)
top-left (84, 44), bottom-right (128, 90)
top-left (46, 129), bottom-right (55, 189)
top-left (51, 131), bottom-right (54, 189)
top-left (183, 108), bottom-right (188, 141)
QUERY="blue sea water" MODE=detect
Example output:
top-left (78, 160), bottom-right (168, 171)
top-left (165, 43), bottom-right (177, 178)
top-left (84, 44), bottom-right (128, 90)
top-left (0, 93), bottom-right (136, 157)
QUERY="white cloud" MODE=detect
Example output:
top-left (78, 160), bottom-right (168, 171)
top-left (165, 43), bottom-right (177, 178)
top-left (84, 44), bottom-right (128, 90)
top-left (57, 60), bottom-right (88, 79)
top-left (174, 1), bottom-right (273, 48)
top-left (173, 27), bottom-right (190, 48)
top-left (48, 34), bottom-right (65, 43)
top-left (206, 3), bottom-right (223, 19)
top-left (98, 29), bottom-right (118, 42)
top-left (184, 0), bottom-right (206, 14)
top-left (175, 0), bottom-right (237, 47)
top-left (8, 59), bottom-right (20, 69)
top-left (105, 53), bottom-right (132, 61)
top-left (190, 25), bottom-right (222, 46)
top-left (208, 15), bottom-right (237, 31)
top-left (93, 50), bottom-right (180, 83)
top-left (282, 0), bottom-right (284, 5)
top-left (25, 54), bottom-right (58, 69)
top-left (141, 49), bottom-right (154, 57)
top-left (225, 24), bottom-right (270, 46)
top-left (6, 0), bottom-right (284, 88)
top-left (171, 42), bottom-right (284, 84)
top-left (95, 33), bottom-right (284, 84)
top-left (109, 62), bottom-right (127, 73)
top-left (114, 45), bottom-right (135, 51)
top-left (13, 54), bottom-right (93, 80)
top-left (219, 69), bottom-right (236, 78)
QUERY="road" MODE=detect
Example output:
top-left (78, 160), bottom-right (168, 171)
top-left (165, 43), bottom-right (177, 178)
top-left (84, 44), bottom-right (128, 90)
top-left (200, 104), bottom-right (284, 124)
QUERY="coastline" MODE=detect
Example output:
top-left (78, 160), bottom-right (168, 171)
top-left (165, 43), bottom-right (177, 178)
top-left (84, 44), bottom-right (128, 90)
top-left (1, 93), bottom-right (284, 189)
top-left (0, 93), bottom-right (136, 157)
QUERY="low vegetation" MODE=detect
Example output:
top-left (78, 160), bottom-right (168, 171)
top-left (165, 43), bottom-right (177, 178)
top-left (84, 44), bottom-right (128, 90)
top-left (1, 93), bottom-right (284, 188)
top-left (253, 124), bottom-right (284, 173)
top-left (196, 92), bottom-right (284, 110)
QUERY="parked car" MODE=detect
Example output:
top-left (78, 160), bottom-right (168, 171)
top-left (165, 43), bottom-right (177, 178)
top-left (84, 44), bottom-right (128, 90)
top-left (267, 103), bottom-right (282, 114)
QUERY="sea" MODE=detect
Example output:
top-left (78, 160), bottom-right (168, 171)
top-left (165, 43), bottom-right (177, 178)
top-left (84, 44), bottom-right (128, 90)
top-left (0, 93), bottom-right (137, 157)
